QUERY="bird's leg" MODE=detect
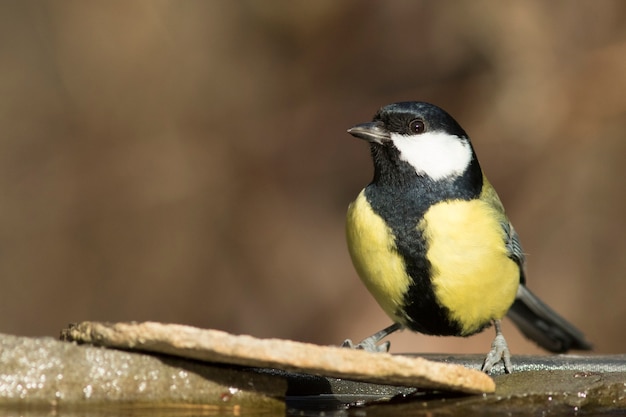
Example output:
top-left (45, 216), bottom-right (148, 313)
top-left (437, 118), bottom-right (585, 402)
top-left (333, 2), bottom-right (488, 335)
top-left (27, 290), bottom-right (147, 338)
top-left (342, 322), bottom-right (403, 353)
top-left (481, 319), bottom-right (512, 373)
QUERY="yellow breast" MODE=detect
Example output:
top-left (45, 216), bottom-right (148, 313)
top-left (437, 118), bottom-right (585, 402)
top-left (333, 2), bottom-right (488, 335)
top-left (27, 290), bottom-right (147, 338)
top-left (420, 199), bottom-right (519, 335)
top-left (346, 190), bottom-right (412, 325)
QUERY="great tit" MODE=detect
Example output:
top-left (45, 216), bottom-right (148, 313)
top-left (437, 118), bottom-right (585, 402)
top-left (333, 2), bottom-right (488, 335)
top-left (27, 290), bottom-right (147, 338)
top-left (343, 101), bottom-right (592, 373)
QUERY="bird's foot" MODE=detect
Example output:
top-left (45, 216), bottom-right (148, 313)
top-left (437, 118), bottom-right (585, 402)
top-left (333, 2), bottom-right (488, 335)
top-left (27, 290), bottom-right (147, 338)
top-left (341, 322), bottom-right (402, 353)
top-left (481, 320), bottom-right (512, 374)
top-left (342, 337), bottom-right (391, 353)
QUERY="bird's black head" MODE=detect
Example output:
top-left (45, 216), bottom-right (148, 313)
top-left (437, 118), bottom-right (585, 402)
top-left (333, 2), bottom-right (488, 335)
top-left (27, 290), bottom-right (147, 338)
top-left (372, 101), bottom-right (468, 138)
top-left (348, 101), bottom-right (480, 187)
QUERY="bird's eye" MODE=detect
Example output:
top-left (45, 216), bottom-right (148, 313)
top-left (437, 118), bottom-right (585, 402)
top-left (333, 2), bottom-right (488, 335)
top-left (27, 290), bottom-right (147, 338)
top-left (409, 119), bottom-right (425, 134)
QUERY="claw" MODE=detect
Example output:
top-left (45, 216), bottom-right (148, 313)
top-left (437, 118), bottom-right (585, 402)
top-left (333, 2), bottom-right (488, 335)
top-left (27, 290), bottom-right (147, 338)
top-left (342, 338), bottom-right (391, 353)
top-left (481, 319), bottom-right (513, 373)
top-left (341, 322), bottom-right (402, 353)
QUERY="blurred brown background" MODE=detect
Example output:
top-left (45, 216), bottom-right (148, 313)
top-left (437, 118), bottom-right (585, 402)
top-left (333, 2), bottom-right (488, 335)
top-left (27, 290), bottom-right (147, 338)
top-left (0, 1), bottom-right (624, 355)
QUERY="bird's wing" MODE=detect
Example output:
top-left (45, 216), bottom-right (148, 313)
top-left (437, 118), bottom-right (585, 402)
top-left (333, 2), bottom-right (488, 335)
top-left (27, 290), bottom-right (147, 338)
top-left (479, 175), bottom-right (527, 283)
top-left (502, 221), bottom-right (526, 284)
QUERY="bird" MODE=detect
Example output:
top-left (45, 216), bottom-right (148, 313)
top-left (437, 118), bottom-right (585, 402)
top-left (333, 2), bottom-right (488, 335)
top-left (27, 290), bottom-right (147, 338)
top-left (342, 101), bottom-right (592, 373)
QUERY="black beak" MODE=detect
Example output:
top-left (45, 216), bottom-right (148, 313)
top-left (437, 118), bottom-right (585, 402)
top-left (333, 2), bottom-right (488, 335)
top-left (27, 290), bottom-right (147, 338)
top-left (347, 122), bottom-right (390, 145)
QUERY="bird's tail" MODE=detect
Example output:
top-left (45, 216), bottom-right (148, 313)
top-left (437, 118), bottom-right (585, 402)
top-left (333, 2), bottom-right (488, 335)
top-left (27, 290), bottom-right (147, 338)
top-left (507, 285), bottom-right (592, 353)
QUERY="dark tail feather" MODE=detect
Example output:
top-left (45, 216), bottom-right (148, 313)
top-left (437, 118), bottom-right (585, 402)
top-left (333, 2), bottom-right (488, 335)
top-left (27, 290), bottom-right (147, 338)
top-left (507, 285), bottom-right (592, 353)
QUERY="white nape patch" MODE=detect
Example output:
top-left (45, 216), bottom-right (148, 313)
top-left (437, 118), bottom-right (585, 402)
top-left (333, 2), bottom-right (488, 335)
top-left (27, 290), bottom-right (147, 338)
top-left (390, 131), bottom-right (472, 180)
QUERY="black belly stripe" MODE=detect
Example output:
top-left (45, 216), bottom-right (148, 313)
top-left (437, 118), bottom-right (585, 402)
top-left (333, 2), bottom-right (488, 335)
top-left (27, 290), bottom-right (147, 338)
top-left (363, 157), bottom-right (484, 336)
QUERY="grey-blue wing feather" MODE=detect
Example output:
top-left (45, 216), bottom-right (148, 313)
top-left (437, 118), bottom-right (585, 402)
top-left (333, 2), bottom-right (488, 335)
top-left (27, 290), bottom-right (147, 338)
top-left (502, 221), bottom-right (526, 284)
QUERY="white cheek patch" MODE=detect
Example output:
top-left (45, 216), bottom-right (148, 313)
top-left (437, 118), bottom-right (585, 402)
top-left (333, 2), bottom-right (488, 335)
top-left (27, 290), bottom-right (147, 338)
top-left (390, 131), bottom-right (473, 180)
